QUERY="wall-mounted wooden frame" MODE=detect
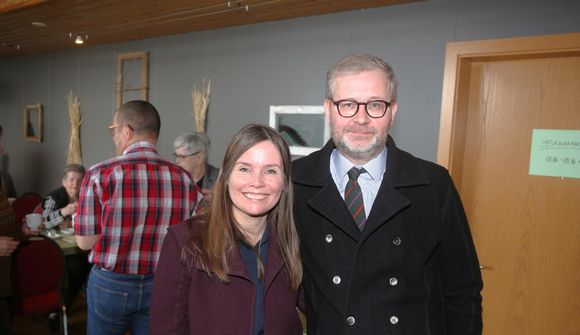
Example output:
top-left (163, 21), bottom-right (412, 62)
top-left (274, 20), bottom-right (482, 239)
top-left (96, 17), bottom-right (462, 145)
top-left (24, 103), bottom-right (43, 142)
top-left (116, 51), bottom-right (149, 109)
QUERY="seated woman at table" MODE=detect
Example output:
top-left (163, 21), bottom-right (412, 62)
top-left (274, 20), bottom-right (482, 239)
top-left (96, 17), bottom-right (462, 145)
top-left (41, 164), bottom-right (85, 230)
top-left (150, 124), bottom-right (303, 334)
top-left (42, 163), bottom-right (91, 309)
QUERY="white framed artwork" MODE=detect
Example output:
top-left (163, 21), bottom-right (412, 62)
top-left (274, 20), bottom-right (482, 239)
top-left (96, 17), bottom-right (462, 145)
top-left (269, 105), bottom-right (330, 157)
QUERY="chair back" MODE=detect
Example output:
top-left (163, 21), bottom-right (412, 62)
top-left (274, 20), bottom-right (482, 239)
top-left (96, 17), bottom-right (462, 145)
top-left (11, 192), bottom-right (43, 224)
top-left (33, 202), bottom-right (43, 214)
top-left (11, 235), bottom-right (66, 315)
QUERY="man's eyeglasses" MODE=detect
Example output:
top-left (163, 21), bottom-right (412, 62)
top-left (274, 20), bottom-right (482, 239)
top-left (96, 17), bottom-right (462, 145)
top-left (108, 124), bottom-right (122, 136)
top-left (173, 151), bottom-right (200, 160)
top-left (108, 123), bottom-right (133, 136)
top-left (332, 99), bottom-right (391, 118)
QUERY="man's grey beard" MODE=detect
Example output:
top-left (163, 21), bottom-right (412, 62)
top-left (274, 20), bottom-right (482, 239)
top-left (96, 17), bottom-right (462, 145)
top-left (333, 132), bottom-right (385, 163)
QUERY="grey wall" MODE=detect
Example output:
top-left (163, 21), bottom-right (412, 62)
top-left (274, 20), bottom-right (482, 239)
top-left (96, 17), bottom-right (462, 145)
top-left (1, 0), bottom-right (579, 196)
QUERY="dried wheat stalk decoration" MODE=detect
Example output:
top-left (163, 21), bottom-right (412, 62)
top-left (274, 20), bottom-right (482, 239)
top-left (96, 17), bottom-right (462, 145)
top-left (192, 78), bottom-right (211, 133)
top-left (66, 92), bottom-right (82, 165)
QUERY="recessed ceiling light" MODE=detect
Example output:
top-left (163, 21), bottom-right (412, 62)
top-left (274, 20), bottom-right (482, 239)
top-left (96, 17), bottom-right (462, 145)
top-left (31, 21), bottom-right (47, 28)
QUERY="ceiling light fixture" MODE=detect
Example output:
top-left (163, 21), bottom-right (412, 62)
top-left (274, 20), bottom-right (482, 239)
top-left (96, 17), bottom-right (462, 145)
top-left (1, 43), bottom-right (20, 50)
top-left (31, 21), bottom-right (47, 28)
top-left (69, 33), bottom-right (88, 45)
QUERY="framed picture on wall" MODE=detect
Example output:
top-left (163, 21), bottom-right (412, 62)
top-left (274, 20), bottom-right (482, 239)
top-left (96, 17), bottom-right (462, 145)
top-left (269, 105), bottom-right (330, 157)
top-left (24, 103), bottom-right (43, 142)
top-left (116, 51), bottom-right (149, 109)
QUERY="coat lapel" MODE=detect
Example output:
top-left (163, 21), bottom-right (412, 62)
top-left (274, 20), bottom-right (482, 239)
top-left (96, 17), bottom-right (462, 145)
top-left (264, 227), bottom-right (285, 291)
top-left (363, 136), bottom-right (430, 236)
top-left (192, 247), bottom-right (252, 281)
top-left (202, 164), bottom-right (219, 190)
top-left (294, 140), bottom-right (363, 240)
top-left (215, 225), bottom-right (287, 289)
top-left (225, 246), bottom-right (252, 281)
top-left (294, 137), bottom-right (431, 240)
top-left (308, 182), bottom-right (362, 240)
top-left (362, 179), bottom-right (410, 236)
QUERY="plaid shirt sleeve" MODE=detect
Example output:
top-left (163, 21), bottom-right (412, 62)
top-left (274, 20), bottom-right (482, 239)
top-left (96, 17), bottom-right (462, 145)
top-left (74, 168), bottom-right (103, 236)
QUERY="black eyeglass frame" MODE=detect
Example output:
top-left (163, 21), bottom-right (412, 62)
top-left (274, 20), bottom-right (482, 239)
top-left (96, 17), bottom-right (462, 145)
top-left (331, 99), bottom-right (392, 119)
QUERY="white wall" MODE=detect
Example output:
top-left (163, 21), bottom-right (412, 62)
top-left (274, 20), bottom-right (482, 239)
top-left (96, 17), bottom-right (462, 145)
top-left (1, 0), bottom-right (579, 195)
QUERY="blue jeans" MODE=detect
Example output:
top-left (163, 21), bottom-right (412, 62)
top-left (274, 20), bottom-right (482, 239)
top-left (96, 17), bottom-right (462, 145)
top-left (87, 266), bottom-right (154, 335)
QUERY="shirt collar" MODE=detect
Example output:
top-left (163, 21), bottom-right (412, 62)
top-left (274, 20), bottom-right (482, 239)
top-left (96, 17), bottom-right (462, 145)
top-left (331, 147), bottom-right (387, 183)
top-left (122, 141), bottom-right (157, 155)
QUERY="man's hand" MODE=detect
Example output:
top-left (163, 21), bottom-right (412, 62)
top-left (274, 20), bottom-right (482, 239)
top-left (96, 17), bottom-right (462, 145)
top-left (0, 236), bottom-right (19, 256)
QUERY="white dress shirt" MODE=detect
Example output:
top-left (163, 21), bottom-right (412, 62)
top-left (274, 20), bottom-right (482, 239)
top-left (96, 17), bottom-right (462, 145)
top-left (330, 147), bottom-right (387, 218)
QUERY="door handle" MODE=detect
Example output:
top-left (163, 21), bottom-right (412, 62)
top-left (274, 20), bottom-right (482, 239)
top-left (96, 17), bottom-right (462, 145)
top-left (479, 264), bottom-right (493, 271)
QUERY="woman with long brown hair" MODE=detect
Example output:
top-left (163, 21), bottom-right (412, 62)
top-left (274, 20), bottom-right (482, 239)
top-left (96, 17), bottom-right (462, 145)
top-left (150, 124), bottom-right (303, 334)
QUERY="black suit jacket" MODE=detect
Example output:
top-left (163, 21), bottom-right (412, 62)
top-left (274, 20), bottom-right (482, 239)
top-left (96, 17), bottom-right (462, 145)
top-left (201, 163), bottom-right (220, 190)
top-left (292, 136), bottom-right (483, 335)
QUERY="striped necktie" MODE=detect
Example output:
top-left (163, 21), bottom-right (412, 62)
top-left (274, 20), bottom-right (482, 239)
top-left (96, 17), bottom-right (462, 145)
top-left (345, 167), bottom-right (366, 230)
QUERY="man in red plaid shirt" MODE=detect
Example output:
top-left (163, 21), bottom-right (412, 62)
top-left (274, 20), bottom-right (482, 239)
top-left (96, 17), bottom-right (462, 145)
top-left (74, 100), bottom-right (199, 335)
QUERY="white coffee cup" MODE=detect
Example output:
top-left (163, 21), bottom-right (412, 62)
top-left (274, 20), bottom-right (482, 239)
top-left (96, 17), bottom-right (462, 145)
top-left (25, 213), bottom-right (42, 229)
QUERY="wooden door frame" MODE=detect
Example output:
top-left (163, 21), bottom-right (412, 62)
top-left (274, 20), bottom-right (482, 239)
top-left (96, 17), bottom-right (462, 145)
top-left (436, 32), bottom-right (580, 169)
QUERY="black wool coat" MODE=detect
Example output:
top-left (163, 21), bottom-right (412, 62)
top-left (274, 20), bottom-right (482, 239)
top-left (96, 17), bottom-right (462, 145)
top-left (292, 136), bottom-right (483, 335)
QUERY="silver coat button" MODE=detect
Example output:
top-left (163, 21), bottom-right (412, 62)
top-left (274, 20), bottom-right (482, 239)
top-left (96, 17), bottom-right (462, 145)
top-left (392, 237), bottom-right (402, 246)
top-left (389, 277), bottom-right (398, 286)
top-left (389, 315), bottom-right (399, 324)
top-left (346, 316), bottom-right (355, 326)
top-left (325, 234), bottom-right (333, 243)
top-left (332, 276), bottom-right (341, 285)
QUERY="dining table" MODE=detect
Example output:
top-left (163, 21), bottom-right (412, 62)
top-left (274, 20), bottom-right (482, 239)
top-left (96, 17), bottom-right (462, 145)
top-left (53, 234), bottom-right (84, 256)
top-left (29, 231), bottom-right (80, 255)
top-left (41, 228), bottom-right (84, 256)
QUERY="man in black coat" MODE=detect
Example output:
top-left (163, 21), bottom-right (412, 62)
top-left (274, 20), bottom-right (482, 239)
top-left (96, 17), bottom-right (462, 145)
top-left (292, 54), bottom-right (483, 334)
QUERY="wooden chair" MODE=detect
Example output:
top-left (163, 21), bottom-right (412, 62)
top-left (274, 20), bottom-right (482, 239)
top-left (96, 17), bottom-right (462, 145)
top-left (11, 235), bottom-right (68, 334)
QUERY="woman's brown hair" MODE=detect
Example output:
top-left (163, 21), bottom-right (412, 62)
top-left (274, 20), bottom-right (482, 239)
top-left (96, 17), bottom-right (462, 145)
top-left (182, 124), bottom-right (302, 289)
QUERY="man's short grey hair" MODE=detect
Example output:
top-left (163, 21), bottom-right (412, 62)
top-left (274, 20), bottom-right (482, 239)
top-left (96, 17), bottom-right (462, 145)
top-left (173, 132), bottom-right (210, 160)
top-left (325, 53), bottom-right (398, 102)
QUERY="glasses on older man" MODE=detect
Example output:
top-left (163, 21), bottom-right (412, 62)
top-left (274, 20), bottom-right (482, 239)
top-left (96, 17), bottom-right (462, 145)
top-left (173, 151), bottom-right (201, 160)
top-left (332, 99), bottom-right (391, 118)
